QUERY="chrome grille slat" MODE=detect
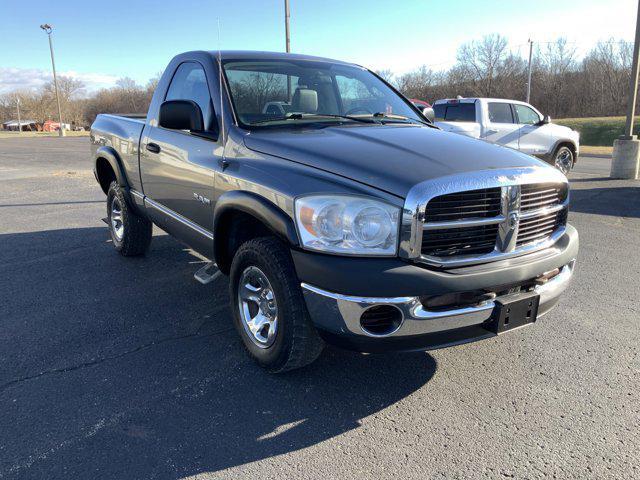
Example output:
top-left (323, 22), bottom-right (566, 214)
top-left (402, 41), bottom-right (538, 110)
top-left (519, 226), bottom-right (556, 238)
top-left (522, 188), bottom-right (557, 197)
top-left (519, 203), bottom-right (565, 219)
top-left (519, 218), bottom-right (557, 229)
top-left (520, 199), bottom-right (559, 210)
top-left (428, 209), bottom-right (501, 218)
top-left (519, 229), bottom-right (556, 239)
top-left (522, 191), bottom-right (558, 200)
top-left (428, 202), bottom-right (501, 210)
top-left (518, 217), bottom-right (558, 232)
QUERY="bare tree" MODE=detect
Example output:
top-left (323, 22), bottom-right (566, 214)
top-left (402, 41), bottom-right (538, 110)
top-left (1, 36), bottom-right (637, 128)
top-left (456, 34), bottom-right (509, 96)
top-left (396, 66), bottom-right (436, 99)
top-left (375, 69), bottom-right (395, 85)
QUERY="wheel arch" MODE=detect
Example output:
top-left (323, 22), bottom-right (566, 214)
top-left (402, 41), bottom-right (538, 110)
top-left (552, 139), bottom-right (578, 164)
top-left (94, 146), bottom-right (129, 194)
top-left (213, 191), bottom-right (299, 274)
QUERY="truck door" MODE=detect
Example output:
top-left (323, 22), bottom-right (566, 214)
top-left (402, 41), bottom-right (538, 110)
top-left (514, 103), bottom-right (549, 156)
top-left (140, 61), bottom-right (220, 247)
top-left (482, 102), bottom-right (519, 150)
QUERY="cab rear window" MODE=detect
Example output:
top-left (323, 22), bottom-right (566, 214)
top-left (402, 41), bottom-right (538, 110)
top-left (433, 103), bottom-right (476, 122)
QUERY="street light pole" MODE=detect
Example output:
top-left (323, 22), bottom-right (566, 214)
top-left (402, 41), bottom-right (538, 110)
top-left (526, 39), bottom-right (533, 103)
top-left (610, 0), bottom-right (640, 179)
top-left (284, 0), bottom-right (292, 101)
top-left (40, 24), bottom-right (65, 137)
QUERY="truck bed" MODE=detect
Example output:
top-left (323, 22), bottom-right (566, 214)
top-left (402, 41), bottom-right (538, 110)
top-left (434, 120), bottom-right (481, 139)
top-left (90, 114), bottom-right (146, 192)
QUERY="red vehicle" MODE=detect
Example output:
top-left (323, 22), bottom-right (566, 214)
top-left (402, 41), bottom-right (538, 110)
top-left (410, 98), bottom-right (431, 109)
top-left (410, 99), bottom-right (434, 122)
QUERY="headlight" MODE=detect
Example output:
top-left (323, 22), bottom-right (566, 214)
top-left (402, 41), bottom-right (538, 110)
top-left (294, 195), bottom-right (400, 255)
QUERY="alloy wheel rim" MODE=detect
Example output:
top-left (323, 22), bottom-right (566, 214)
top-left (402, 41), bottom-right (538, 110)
top-left (555, 149), bottom-right (573, 175)
top-left (110, 197), bottom-right (124, 242)
top-left (237, 266), bottom-right (278, 348)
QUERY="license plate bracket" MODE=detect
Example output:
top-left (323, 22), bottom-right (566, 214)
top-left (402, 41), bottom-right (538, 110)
top-left (487, 291), bottom-right (540, 334)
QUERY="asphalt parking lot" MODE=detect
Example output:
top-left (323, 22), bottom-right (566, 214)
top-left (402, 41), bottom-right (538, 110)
top-left (0, 137), bottom-right (638, 479)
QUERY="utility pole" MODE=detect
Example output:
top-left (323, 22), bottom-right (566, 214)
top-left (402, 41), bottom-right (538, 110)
top-left (16, 97), bottom-right (22, 134)
top-left (40, 24), bottom-right (65, 137)
top-left (284, 0), bottom-right (292, 101)
top-left (610, 0), bottom-right (640, 179)
top-left (284, 0), bottom-right (290, 53)
top-left (623, 3), bottom-right (640, 140)
top-left (526, 39), bottom-right (533, 103)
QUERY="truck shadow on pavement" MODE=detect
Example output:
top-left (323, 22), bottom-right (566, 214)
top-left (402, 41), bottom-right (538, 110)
top-left (569, 184), bottom-right (640, 219)
top-left (0, 227), bottom-right (437, 478)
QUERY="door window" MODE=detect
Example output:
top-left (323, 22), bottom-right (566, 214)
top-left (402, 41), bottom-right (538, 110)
top-left (488, 103), bottom-right (514, 123)
top-left (514, 104), bottom-right (541, 125)
top-left (165, 62), bottom-right (213, 130)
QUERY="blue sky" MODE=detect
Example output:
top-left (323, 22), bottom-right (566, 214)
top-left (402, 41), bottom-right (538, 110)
top-left (0, 0), bottom-right (636, 94)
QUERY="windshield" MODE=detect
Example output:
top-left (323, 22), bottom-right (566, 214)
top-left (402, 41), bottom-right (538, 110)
top-left (223, 59), bottom-right (423, 127)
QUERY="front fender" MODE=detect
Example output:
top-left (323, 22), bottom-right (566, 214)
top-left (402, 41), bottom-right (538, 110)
top-left (541, 139), bottom-right (579, 163)
top-left (213, 190), bottom-right (299, 247)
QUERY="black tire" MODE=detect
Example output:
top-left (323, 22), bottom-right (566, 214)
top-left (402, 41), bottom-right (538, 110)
top-left (106, 181), bottom-right (152, 256)
top-left (229, 237), bottom-right (324, 373)
top-left (553, 145), bottom-right (574, 175)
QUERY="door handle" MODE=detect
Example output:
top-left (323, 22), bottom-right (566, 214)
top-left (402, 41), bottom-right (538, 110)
top-left (146, 142), bottom-right (161, 154)
top-left (218, 158), bottom-right (230, 170)
top-left (485, 129), bottom-right (498, 135)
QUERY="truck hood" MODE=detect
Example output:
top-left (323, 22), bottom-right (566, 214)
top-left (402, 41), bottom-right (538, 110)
top-left (243, 125), bottom-right (549, 198)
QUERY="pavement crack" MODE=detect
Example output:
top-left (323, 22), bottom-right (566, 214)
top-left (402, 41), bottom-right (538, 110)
top-left (0, 325), bottom-right (233, 393)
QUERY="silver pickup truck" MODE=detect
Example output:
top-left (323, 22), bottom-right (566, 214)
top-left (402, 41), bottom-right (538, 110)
top-left (91, 51), bottom-right (579, 372)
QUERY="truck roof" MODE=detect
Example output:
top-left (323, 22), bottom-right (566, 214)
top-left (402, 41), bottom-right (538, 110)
top-left (197, 50), bottom-right (357, 66)
top-left (433, 97), bottom-right (531, 105)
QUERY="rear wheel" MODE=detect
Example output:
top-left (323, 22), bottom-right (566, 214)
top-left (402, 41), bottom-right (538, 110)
top-left (107, 181), bottom-right (152, 256)
top-left (553, 145), bottom-right (574, 175)
top-left (229, 237), bottom-right (324, 373)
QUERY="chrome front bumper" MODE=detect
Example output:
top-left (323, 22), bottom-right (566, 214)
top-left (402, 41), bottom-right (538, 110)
top-left (301, 260), bottom-right (575, 343)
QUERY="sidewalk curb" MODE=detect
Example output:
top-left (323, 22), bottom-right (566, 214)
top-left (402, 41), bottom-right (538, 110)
top-left (580, 153), bottom-right (612, 159)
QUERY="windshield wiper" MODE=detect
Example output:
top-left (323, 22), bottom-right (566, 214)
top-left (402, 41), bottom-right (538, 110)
top-left (251, 113), bottom-right (378, 125)
top-left (371, 112), bottom-right (428, 125)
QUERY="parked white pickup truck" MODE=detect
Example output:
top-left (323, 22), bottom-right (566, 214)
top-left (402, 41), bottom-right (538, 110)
top-left (433, 98), bottom-right (580, 175)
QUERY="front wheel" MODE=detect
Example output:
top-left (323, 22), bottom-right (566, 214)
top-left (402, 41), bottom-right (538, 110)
top-left (553, 146), bottom-right (574, 175)
top-left (229, 237), bottom-right (324, 373)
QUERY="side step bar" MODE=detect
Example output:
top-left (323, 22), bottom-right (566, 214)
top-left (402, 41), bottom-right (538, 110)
top-left (194, 262), bottom-right (222, 284)
top-left (103, 214), bottom-right (220, 284)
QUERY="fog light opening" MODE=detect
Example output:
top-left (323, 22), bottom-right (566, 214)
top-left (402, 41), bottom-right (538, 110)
top-left (359, 305), bottom-right (403, 337)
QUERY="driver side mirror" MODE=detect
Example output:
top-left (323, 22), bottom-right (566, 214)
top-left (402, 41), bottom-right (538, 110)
top-left (540, 115), bottom-right (551, 125)
top-left (421, 107), bottom-right (435, 123)
top-left (159, 100), bottom-right (204, 131)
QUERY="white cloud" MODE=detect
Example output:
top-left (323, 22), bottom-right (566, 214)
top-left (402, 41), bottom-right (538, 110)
top-left (0, 67), bottom-right (120, 95)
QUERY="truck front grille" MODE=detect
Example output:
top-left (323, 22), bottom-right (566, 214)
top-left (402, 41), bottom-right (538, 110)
top-left (424, 188), bottom-right (502, 222)
top-left (420, 183), bottom-right (569, 265)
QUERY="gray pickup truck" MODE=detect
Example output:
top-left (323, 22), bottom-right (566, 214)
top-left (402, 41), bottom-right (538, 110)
top-left (91, 51), bottom-right (579, 372)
